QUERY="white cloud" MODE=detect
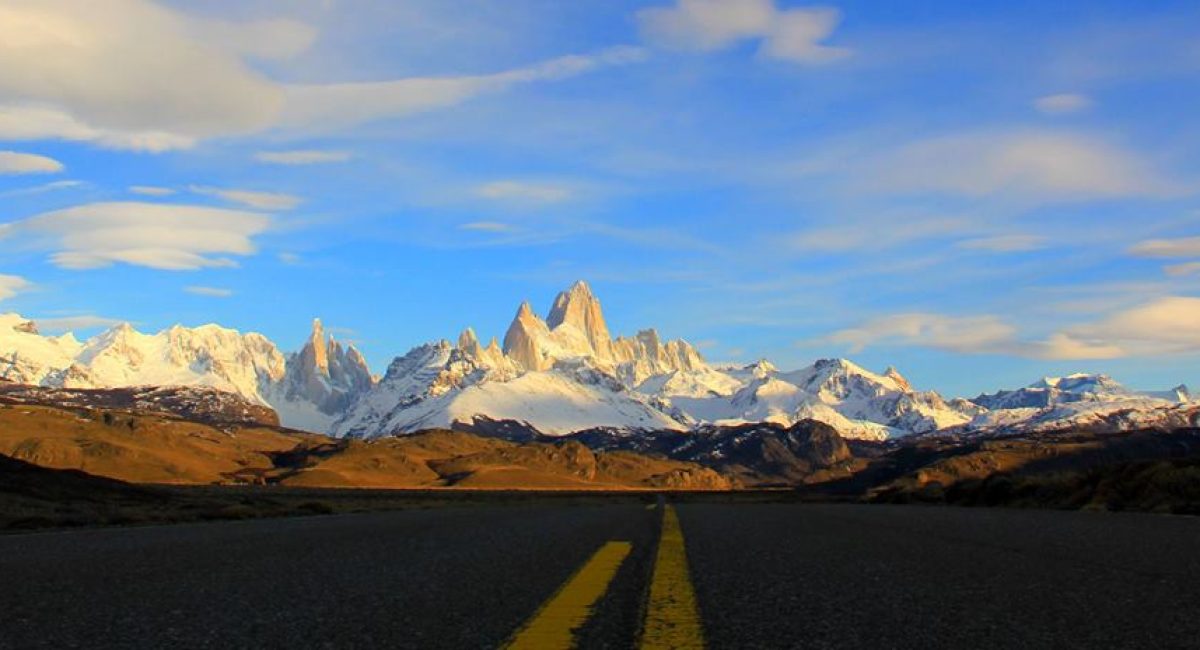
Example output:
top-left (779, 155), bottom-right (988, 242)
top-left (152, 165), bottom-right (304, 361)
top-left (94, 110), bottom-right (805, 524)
top-left (475, 181), bottom-right (572, 204)
top-left (956, 234), bottom-right (1046, 253)
top-left (826, 313), bottom-right (1020, 355)
top-left (0, 180), bottom-right (83, 198)
top-left (1069, 296), bottom-right (1200, 355)
top-left (129, 185), bottom-right (176, 197)
top-left (1164, 262), bottom-right (1200, 277)
top-left (0, 105), bottom-right (196, 152)
top-left (277, 46), bottom-right (647, 132)
top-left (33, 314), bottom-right (124, 332)
top-left (759, 7), bottom-right (851, 63)
top-left (791, 216), bottom-right (969, 252)
top-left (823, 312), bottom-right (1123, 360)
top-left (0, 1), bottom-right (289, 146)
top-left (6, 201), bottom-right (270, 271)
top-left (459, 221), bottom-right (516, 232)
top-left (0, 150), bottom-right (64, 174)
top-left (1128, 236), bottom-right (1200, 258)
top-left (189, 185), bottom-right (301, 211)
top-left (185, 286), bottom-right (233, 298)
top-left (0, 274), bottom-right (31, 301)
top-left (0, 1), bottom-right (646, 149)
top-left (827, 296), bottom-right (1200, 360)
top-left (637, 0), bottom-right (848, 64)
top-left (277, 252), bottom-right (302, 265)
top-left (870, 131), bottom-right (1173, 200)
top-left (186, 16), bottom-right (316, 62)
top-left (254, 150), bottom-right (352, 165)
top-left (1034, 93), bottom-right (1093, 115)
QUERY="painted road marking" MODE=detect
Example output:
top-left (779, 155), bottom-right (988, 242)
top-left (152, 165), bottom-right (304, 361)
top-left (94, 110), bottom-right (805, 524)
top-left (504, 541), bottom-right (633, 649)
top-left (641, 504), bottom-right (705, 649)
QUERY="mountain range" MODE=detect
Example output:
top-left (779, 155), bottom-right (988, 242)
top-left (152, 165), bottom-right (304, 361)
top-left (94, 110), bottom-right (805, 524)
top-left (2, 281), bottom-right (1196, 440)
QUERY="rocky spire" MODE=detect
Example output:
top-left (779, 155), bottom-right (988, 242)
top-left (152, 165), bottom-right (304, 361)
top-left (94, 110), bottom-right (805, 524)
top-left (284, 317), bottom-right (375, 416)
top-left (546, 280), bottom-right (613, 359)
top-left (457, 327), bottom-right (483, 358)
top-left (503, 301), bottom-right (551, 371)
top-left (305, 318), bottom-right (329, 374)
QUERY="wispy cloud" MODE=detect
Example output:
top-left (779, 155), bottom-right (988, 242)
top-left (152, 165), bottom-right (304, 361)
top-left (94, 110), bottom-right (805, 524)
top-left (474, 181), bottom-right (572, 204)
top-left (1164, 262), bottom-right (1200, 277)
top-left (0, 150), bottom-right (64, 174)
top-left (254, 150), bottom-right (351, 165)
top-left (867, 130), bottom-right (1175, 200)
top-left (821, 312), bottom-right (1122, 360)
top-left (3, 201), bottom-right (270, 271)
top-left (1069, 296), bottom-right (1200, 356)
top-left (638, 0), bottom-right (850, 64)
top-left (956, 234), bottom-right (1047, 253)
top-left (277, 46), bottom-right (648, 133)
top-left (1128, 236), bottom-right (1200, 258)
top-left (32, 314), bottom-right (125, 333)
top-left (0, 180), bottom-right (85, 198)
top-left (189, 185), bottom-right (302, 211)
top-left (791, 215), bottom-right (971, 252)
top-left (1033, 93), bottom-right (1093, 115)
top-left (130, 185), bottom-right (176, 197)
top-left (0, 2), bottom-right (645, 150)
top-left (459, 221), bottom-right (516, 233)
top-left (0, 274), bottom-right (30, 301)
top-left (185, 286), bottom-right (234, 298)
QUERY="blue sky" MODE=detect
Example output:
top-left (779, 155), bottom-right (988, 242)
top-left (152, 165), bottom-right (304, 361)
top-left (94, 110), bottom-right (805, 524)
top-left (1, 0), bottom-right (1199, 397)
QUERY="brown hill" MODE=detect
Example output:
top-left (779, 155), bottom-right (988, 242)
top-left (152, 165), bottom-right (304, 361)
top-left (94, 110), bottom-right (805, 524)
top-left (566, 420), bottom-right (861, 486)
top-left (864, 429), bottom-right (1200, 512)
top-left (0, 397), bottom-right (732, 491)
top-left (0, 402), bottom-right (315, 484)
top-left (274, 432), bottom-right (734, 490)
top-left (0, 383), bottom-right (279, 428)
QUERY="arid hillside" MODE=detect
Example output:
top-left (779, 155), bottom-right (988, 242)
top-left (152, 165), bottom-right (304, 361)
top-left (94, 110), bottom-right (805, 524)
top-left (0, 395), bottom-right (732, 490)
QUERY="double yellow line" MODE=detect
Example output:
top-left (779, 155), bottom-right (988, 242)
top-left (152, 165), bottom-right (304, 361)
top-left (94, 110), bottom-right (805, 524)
top-left (504, 504), bottom-right (705, 649)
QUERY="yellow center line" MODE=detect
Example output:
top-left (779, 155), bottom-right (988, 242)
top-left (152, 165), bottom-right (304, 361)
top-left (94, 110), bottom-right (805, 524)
top-left (504, 541), bottom-right (633, 649)
top-left (641, 504), bottom-right (705, 649)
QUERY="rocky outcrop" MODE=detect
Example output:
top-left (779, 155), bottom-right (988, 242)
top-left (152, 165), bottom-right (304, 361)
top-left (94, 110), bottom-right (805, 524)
top-left (502, 302), bottom-right (552, 371)
top-left (282, 319), bottom-right (374, 417)
top-left (501, 281), bottom-right (705, 381)
top-left (546, 281), bottom-right (614, 360)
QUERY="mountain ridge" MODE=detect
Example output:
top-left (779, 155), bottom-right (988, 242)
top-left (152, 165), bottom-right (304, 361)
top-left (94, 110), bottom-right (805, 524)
top-left (2, 282), bottom-right (1195, 440)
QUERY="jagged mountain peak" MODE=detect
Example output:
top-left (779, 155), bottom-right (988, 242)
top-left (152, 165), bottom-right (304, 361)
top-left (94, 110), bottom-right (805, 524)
top-left (515, 300), bottom-right (538, 319)
top-left (1031, 373), bottom-right (1121, 393)
top-left (275, 316), bottom-right (375, 431)
top-left (305, 318), bottom-right (330, 373)
top-left (503, 301), bottom-right (551, 371)
top-left (457, 327), bottom-right (481, 353)
top-left (884, 366), bottom-right (912, 392)
top-left (546, 279), bottom-right (612, 359)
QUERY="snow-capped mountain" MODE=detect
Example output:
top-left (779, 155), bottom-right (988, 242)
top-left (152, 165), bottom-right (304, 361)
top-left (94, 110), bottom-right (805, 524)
top-left (637, 358), bottom-right (980, 441)
top-left (959, 373), bottom-right (1194, 435)
top-left (3, 283), bottom-right (1196, 440)
top-left (269, 319), bottom-right (375, 432)
top-left (331, 282), bottom-right (977, 441)
top-left (0, 312), bottom-right (374, 431)
top-left (1, 313), bottom-right (287, 398)
top-left (972, 373), bottom-right (1189, 410)
top-left (333, 282), bottom-right (694, 437)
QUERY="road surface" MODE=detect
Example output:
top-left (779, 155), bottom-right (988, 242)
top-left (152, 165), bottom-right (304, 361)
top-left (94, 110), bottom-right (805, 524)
top-left (1, 502), bottom-right (1198, 648)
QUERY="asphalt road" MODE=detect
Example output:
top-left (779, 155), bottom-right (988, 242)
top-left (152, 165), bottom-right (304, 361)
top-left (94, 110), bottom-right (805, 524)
top-left (2, 502), bottom-right (1198, 649)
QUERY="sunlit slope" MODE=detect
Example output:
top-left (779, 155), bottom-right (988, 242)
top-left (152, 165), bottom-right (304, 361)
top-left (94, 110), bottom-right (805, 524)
top-left (0, 402), bottom-right (732, 490)
top-left (0, 403), bottom-right (314, 484)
